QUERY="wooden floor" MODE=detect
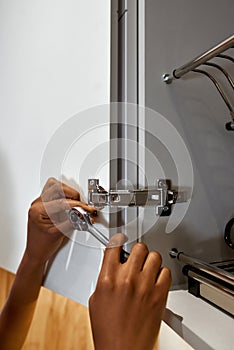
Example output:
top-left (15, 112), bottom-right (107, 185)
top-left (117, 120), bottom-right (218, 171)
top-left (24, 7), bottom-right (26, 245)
top-left (0, 268), bottom-right (94, 350)
top-left (0, 267), bottom-right (159, 349)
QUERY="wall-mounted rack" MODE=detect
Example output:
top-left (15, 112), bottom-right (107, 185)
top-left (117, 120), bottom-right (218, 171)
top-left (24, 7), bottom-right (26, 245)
top-left (163, 35), bottom-right (234, 131)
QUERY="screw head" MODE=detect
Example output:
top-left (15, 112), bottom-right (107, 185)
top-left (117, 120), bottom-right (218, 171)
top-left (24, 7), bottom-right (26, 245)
top-left (162, 73), bottom-right (173, 84)
top-left (70, 212), bottom-right (78, 223)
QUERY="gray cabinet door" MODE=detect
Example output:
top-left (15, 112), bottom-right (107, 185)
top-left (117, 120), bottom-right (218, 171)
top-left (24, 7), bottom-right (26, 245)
top-left (138, 0), bottom-right (234, 286)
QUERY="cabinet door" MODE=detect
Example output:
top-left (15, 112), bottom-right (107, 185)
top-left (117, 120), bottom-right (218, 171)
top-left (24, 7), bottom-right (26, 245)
top-left (139, 0), bottom-right (234, 287)
top-left (0, 0), bottom-right (110, 306)
top-left (108, 0), bottom-right (234, 290)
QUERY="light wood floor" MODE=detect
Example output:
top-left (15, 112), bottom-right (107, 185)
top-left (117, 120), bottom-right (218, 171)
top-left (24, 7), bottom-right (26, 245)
top-left (0, 268), bottom-right (94, 350)
top-left (0, 267), bottom-right (159, 349)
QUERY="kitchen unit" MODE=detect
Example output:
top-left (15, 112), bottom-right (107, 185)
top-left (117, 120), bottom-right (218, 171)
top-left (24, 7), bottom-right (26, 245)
top-left (1, 1), bottom-right (233, 349)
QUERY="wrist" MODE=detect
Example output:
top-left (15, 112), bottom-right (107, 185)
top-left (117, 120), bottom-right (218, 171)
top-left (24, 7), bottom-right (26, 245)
top-left (20, 250), bottom-right (47, 272)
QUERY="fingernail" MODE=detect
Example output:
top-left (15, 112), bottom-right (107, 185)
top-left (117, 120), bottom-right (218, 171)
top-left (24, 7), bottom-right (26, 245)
top-left (107, 233), bottom-right (128, 248)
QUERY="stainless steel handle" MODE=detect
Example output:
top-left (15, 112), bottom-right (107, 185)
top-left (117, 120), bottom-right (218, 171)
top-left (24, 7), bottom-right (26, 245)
top-left (169, 249), bottom-right (234, 287)
top-left (192, 68), bottom-right (234, 120)
top-left (162, 35), bottom-right (234, 130)
top-left (173, 35), bottom-right (234, 79)
top-left (186, 269), bottom-right (234, 297)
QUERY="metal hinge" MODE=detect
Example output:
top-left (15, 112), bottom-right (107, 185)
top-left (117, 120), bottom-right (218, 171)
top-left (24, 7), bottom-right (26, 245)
top-left (88, 179), bottom-right (187, 216)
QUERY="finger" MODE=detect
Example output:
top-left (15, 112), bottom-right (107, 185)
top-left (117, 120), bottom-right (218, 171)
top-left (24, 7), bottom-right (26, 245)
top-left (30, 196), bottom-right (41, 206)
top-left (29, 203), bottom-right (73, 236)
top-left (126, 242), bottom-right (149, 272)
top-left (44, 199), bottom-right (96, 216)
top-left (61, 182), bottom-right (80, 200)
top-left (99, 233), bottom-right (128, 277)
top-left (41, 183), bottom-right (62, 202)
top-left (41, 182), bottom-right (80, 202)
top-left (46, 182), bottom-right (79, 201)
top-left (142, 251), bottom-right (162, 284)
top-left (41, 177), bottom-right (58, 192)
top-left (30, 181), bottom-right (79, 210)
top-left (32, 179), bottom-right (61, 205)
top-left (154, 267), bottom-right (172, 295)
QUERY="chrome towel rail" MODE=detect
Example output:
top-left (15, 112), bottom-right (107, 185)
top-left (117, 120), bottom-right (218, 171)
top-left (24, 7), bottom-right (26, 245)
top-left (169, 248), bottom-right (234, 288)
top-left (192, 68), bottom-right (234, 119)
top-left (163, 35), bottom-right (234, 130)
top-left (172, 35), bottom-right (233, 79)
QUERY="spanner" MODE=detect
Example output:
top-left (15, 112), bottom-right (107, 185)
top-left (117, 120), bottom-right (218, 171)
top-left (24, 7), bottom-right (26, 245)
top-left (68, 206), bottom-right (130, 262)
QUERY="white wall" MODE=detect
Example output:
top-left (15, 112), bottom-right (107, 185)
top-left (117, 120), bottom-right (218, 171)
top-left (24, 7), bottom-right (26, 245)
top-left (0, 0), bottom-right (110, 273)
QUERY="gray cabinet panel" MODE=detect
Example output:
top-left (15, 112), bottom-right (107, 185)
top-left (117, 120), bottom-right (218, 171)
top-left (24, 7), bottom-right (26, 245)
top-left (142, 0), bottom-right (234, 286)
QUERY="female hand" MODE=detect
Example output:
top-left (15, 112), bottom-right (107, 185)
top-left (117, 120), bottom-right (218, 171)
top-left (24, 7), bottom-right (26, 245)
top-left (89, 234), bottom-right (171, 350)
top-left (26, 177), bottom-right (96, 265)
top-left (1, 178), bottom-right (97, 350)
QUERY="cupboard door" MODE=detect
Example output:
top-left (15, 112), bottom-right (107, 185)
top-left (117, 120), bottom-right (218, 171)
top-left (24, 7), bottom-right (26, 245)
top-left (0, 0), bottom-right (110, 306)
top-left (110, 0), bottom-right (234, 289)
top-left (139, 0), bottom-right (234, 286)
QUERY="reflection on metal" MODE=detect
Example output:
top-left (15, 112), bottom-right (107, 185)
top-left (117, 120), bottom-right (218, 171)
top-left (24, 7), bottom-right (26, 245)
top-left (217, 53), bottom-right (234, 63)
top-left (162, 35), bottom-right (234, 130)
top-left (224, 218), bottom-right (234, 249)
top-left (169, 248), bottom-right (234, 287)
top-left (169, 248), bottom-right (234, 316)
top-left (192, 68), bottom-right (234, 120)
top-left (202, 62), bottom-right (234, 89)
top-left (164, 35), bottom-right (234, 79)
top-left (88, 178), bottom-right (187, 216)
